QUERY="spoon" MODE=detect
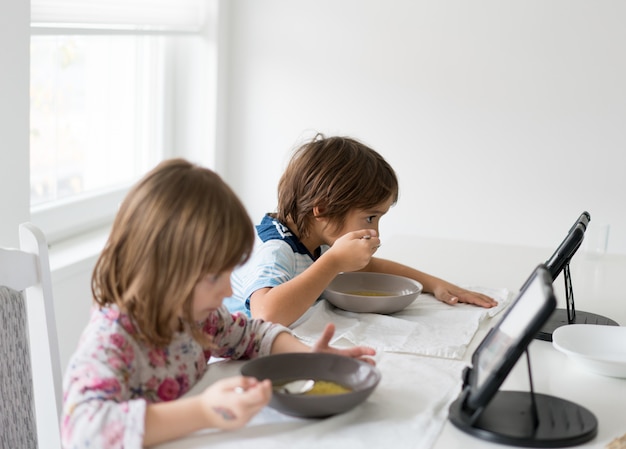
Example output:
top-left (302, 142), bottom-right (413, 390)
top-left (276, 379), bottom-right (315, 395)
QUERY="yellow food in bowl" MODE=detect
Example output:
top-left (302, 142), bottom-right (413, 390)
top-left (273, 380), bottom-right (352, 395)
top-left (305, 380), bottom-right (352, 396)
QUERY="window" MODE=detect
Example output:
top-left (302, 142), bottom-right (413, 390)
top-left (30, 35), bottom-right (164, 207)
top-left (30, 0), bottom-right (211, 243)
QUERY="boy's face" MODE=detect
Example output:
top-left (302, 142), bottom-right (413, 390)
top-left (325, 196), bottom-right (395, 244)
top-left (191, 270), bottom-right (233, 321)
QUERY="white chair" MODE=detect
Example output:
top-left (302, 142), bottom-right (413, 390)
top-left (0, 223), bottom-right (62, 449)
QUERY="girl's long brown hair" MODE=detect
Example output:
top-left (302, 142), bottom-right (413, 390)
top-left (91, 158), bottom-right (254, 347)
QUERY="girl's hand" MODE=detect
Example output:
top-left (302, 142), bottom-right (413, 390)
top-left (311, 323), bottom-right (377, 365)
top-left (198, 376), bottom-right (272, 430)
top-left (433, 283), bottom-right (498, 308)
top-left (323, 230), bottom-right (380, 273)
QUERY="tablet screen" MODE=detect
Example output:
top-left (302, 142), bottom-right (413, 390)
top-left (465, 265), bottom-right (556, 412)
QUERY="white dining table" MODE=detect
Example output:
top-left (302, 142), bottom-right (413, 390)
top-left (154, 235), bottom-right (626, 449)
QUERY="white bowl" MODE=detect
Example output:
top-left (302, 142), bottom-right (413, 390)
top-left (552, 324), bottom-right (626, 378)
top-left (323, 272), bottom-right (422, 314)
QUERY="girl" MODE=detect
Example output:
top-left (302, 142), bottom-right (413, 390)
top-left (61, 158), bottom-right (375, 448)
top-left (224, 134), bottom-right (498, 326)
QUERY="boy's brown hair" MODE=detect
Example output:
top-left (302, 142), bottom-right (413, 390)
top-left (92, 158), bottom-right (254, 347)
top-left (276, 134), bottom-right (399, 239)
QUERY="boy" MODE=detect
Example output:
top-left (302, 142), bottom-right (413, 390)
top-left (225, 134), bottom-right (497, 326)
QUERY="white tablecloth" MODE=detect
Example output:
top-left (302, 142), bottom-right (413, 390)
top-left (156, 353), bottom-right (468, 449)
top-left (155, 285), bottom-right (514, 449)
top-left (292, 287), bottom-right (511, 359)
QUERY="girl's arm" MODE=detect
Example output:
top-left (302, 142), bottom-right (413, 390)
top-left (363, 257), bottom-right (497, 308)
top-left (143, 376), bottom-right (272, 446)
top-left (269, 323), bottom-right (376, 363)
top-left (144, 322), bottom-right (374, 446)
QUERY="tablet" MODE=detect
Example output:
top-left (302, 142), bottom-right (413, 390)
top-left (463, 265), bottom-right (556, 412)
top-left (544, 211), bottom-right (589, 280)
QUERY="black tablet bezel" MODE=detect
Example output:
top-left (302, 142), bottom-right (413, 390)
top-left (462, 265), bottom-right (556, 413)
top-left (544, 211), bottom-right (590, 281)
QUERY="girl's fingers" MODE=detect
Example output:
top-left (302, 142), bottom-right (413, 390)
top-left (312, 323), bottom-right (336, 351)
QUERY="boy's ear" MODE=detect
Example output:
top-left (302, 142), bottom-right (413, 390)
top-left (312, 205), bottom-right (326, 220)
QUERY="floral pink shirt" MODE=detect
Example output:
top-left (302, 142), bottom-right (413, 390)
top-left (61, 305), bottom-right (289, 449)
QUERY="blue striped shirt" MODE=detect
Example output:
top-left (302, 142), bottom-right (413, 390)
top-left (223, 214), bottom-right (327, 322)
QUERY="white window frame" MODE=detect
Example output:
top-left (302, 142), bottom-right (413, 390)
top-left (29, 0), bottom-right (217, 244)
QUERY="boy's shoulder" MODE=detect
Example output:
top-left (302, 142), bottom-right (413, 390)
top-left (255, 215), bottom-right (308, 256)
top-left (253, 214), bottom-right (330, 261)
top-left (256, 214), bottom-right (294, 241)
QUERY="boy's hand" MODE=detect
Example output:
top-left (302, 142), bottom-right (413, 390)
top-left (325, 230), bottom-right (381, 273)
top-left (433, 283), bottom-right (498, 308)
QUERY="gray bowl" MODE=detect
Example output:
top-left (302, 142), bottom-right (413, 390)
top-left (241, 353), bottom-right (381, 418)
top-left (323, 272), bottom-right (422, 314)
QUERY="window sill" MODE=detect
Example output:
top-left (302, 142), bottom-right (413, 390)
top-left (48, 225), bottom-right (110, 281)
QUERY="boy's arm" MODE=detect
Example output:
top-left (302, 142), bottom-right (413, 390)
top-left (364, 257), bottom-right (498, 308)
top-left (250, 231), bottom-right (379, 326)
top-left (249, 250), bottom-right (341, 326)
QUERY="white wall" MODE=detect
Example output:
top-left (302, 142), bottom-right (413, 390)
top-left (3, 0), bottom-right (626, 374)
top-left (0, 0), bottom-right (29, 249)
top-left (222, 0), bottom-right (626, 254)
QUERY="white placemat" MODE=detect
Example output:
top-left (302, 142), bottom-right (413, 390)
top-left (292, 287), bottom-right (511, 359)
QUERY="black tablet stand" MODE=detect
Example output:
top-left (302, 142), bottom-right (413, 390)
top-left (449, 349), bottom-right (598, 447)
top-left (536, 263), bottom-right (619, 342)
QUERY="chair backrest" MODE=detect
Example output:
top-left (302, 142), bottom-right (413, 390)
top-left (0, 223), bottom-right (62, 449)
